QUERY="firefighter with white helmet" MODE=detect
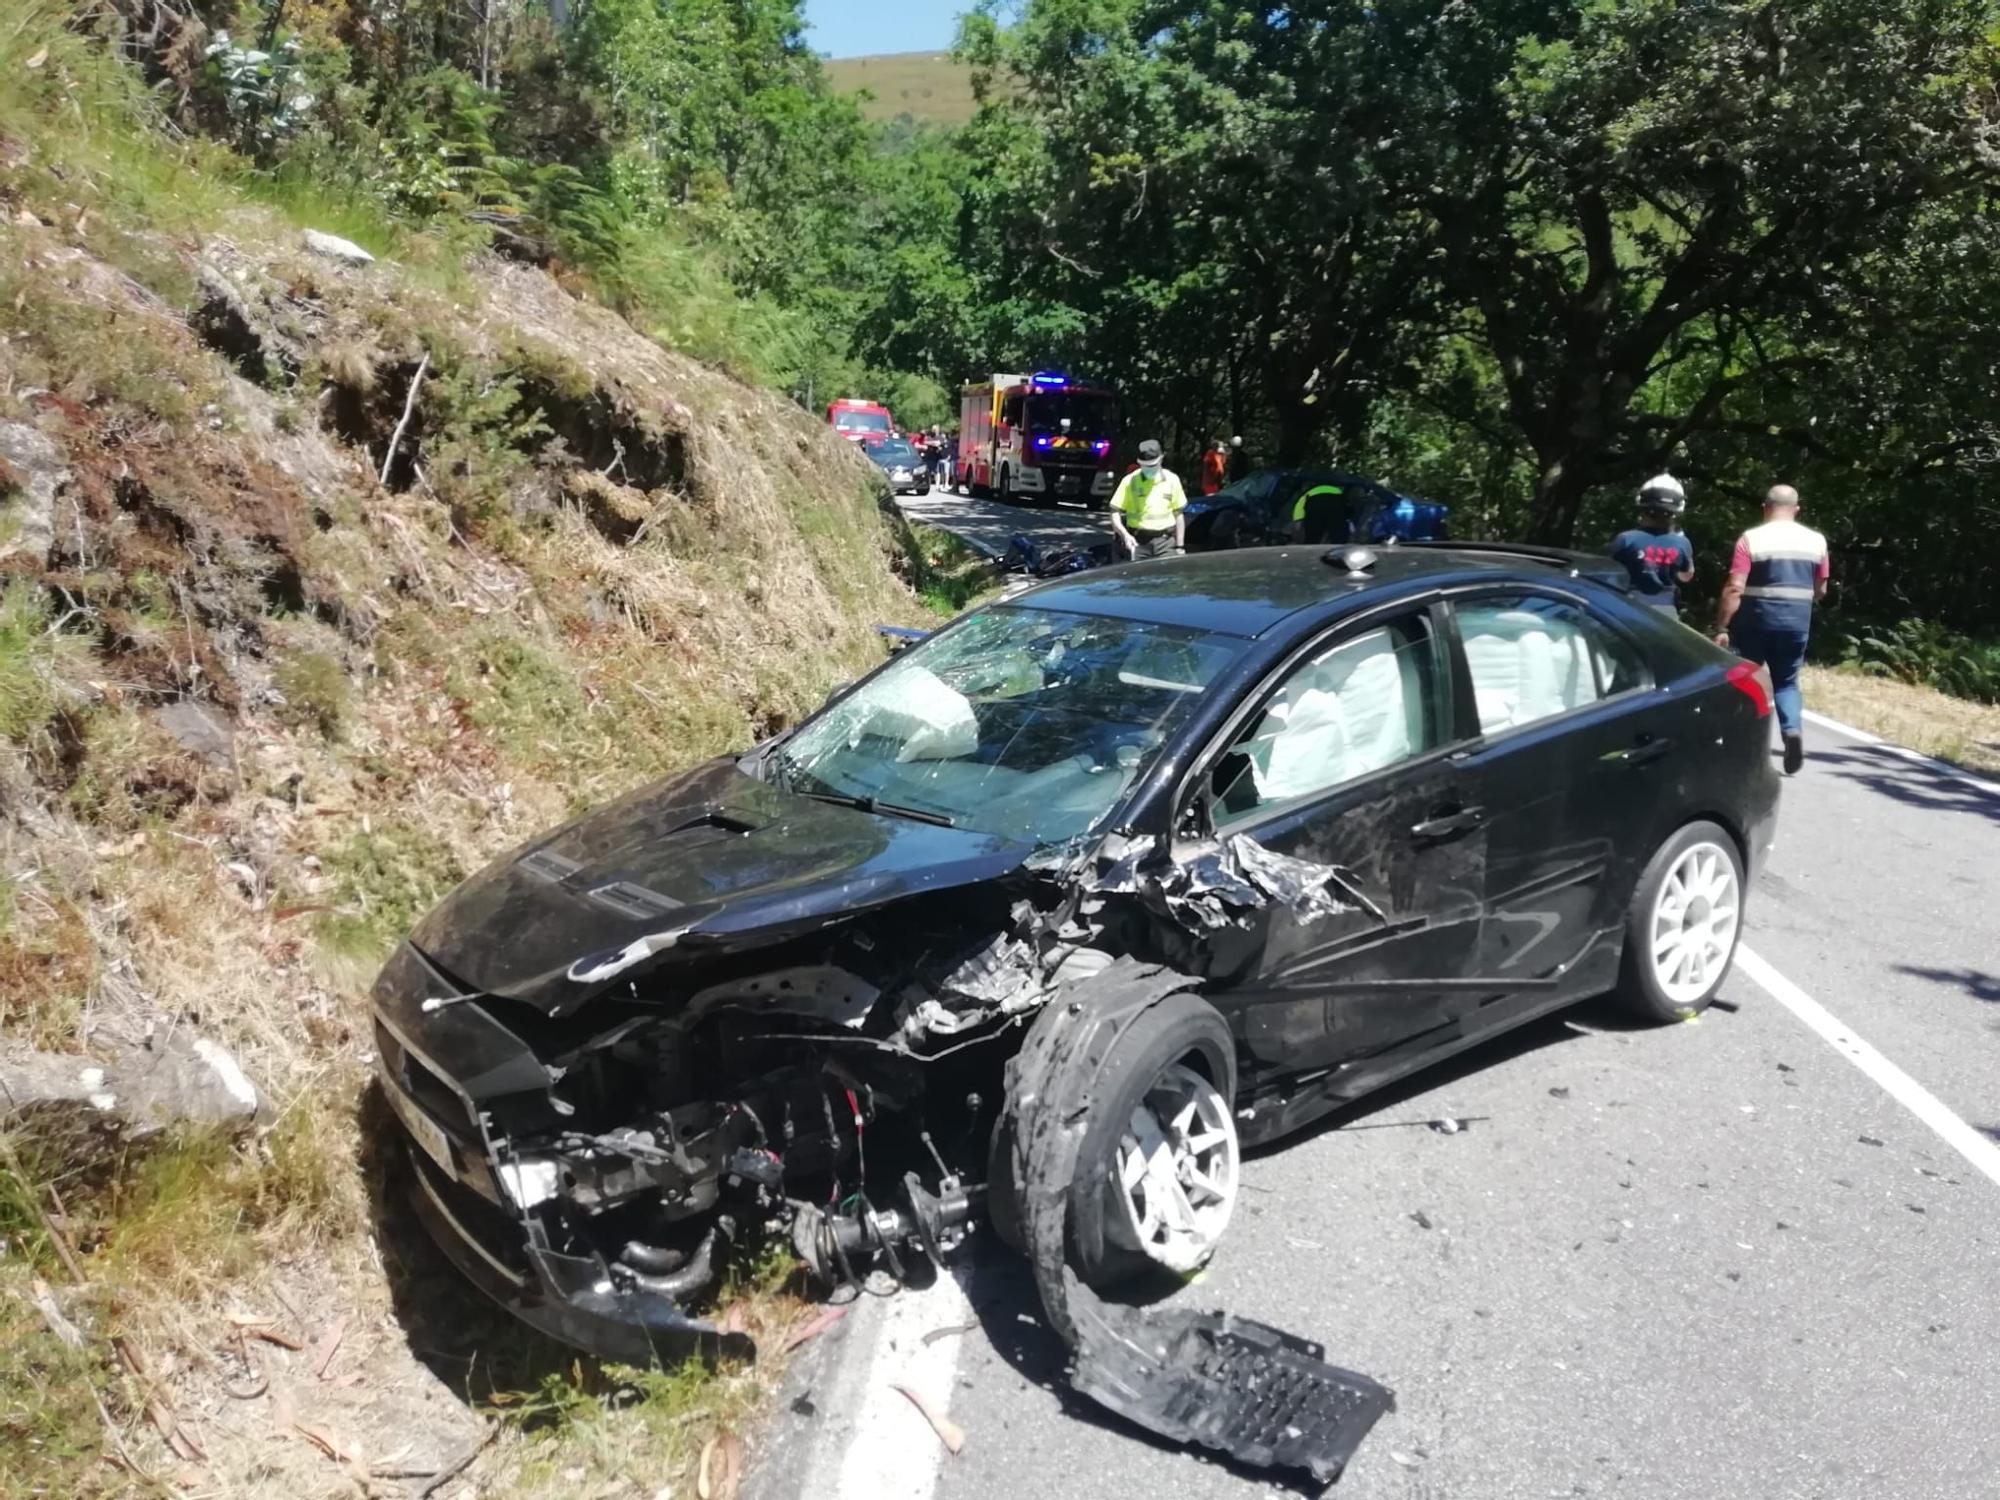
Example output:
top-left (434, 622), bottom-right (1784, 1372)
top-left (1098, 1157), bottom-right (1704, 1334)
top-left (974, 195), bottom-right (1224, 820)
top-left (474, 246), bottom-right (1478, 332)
top-left (1607, 472), bottom-right (1695, 615)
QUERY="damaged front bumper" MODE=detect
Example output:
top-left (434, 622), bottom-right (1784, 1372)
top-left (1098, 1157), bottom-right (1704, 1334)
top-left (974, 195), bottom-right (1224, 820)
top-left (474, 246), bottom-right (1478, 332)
top-left (371, 934), bottom-right (1002, 1365)
top-left (372, 943), bottom-right (756, 1364)
top-left (400, 1138), bottom-right (748, 1365)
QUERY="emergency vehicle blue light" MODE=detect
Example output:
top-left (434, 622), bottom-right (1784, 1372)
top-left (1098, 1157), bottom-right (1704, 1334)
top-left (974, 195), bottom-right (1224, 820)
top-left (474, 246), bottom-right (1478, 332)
top-left (1031, 371), bottom-right (1068, 386)
top-left (1034, 436), bottom-right (1051, 447)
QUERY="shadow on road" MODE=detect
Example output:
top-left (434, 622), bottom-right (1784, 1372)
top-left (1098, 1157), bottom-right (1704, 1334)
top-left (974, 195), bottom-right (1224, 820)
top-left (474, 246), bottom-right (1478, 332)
top-left (1257, 990), bottom-right (1664, 1159)
top-left (1810, 744), bottom-right (2000, 823)
top-left (1892, 963), bottom-right (2000, 1005)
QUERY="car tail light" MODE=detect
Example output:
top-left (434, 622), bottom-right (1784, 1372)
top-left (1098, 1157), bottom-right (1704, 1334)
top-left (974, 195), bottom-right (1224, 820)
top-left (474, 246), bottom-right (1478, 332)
top-left (1726, 660), bottom-right (1772, 718)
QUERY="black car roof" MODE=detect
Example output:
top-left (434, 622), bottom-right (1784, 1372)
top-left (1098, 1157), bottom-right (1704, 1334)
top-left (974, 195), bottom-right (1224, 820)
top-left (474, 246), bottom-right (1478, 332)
top-left (1010, 544), bottom-right (1627, 637)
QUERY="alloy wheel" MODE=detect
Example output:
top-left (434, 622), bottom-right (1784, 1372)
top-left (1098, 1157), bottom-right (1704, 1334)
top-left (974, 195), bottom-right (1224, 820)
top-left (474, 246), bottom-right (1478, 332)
top-left (1111, 1062), bottom-right (1239, 1273)
top-left (1649, 841), bottom-right (1741, 1004)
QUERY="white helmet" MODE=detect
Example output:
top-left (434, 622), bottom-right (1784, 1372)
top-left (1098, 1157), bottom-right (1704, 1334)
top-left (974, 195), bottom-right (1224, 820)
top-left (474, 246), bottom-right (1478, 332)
top-left (1637, 472), bottom-right (1686, 515)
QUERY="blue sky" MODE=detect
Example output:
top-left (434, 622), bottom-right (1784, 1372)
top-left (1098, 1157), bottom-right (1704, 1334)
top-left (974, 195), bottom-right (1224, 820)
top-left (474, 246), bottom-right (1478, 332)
top-left (805, 0), bottom-right (968, 59)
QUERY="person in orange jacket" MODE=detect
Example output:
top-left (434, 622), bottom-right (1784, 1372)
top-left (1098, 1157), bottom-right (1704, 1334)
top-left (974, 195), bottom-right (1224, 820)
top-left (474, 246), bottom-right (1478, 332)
top-left (1199, 440), bottom-right (1228, 496)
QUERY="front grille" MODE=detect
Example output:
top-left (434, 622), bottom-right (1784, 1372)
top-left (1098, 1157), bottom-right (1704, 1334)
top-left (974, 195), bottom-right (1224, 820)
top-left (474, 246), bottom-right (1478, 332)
top-left (403, 1047), bottom-right (473, 1129)
top-left (374, 1016), bottom-right (474, 1131)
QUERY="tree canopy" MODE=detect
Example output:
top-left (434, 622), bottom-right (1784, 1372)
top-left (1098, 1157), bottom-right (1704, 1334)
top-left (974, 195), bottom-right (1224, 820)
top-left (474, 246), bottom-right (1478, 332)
top-left (92, 0), bottom-right (2000, 666)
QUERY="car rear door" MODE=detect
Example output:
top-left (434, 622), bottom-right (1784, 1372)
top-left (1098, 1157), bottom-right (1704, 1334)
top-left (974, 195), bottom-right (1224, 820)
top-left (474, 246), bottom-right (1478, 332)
top-left (1444, 588), bottom-right (1682, 1021)
top-left (1176, 603), bottom-right (1489, 1071)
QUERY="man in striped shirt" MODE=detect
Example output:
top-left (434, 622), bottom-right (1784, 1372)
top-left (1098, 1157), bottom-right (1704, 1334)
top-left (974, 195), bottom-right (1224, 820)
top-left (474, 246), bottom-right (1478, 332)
top-left (1714, 484), bottom-right (1829, 775)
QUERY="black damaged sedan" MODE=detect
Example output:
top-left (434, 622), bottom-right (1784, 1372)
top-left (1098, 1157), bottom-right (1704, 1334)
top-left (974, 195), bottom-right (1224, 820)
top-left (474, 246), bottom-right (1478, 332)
top-left (372, 542), bottom-right (1779, 1449)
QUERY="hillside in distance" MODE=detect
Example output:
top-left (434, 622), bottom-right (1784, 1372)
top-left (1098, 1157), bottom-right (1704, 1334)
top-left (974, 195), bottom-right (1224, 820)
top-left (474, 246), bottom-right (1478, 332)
top-left (825, 49), bottom-right (982, 124)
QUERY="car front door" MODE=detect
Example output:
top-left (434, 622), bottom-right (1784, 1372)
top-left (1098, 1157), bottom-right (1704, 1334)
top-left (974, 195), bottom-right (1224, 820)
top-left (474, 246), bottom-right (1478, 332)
top-left (1176, 605), bottom-right (1489, 1072)
top-left (1445, 589), bottom-right (1673, 1018)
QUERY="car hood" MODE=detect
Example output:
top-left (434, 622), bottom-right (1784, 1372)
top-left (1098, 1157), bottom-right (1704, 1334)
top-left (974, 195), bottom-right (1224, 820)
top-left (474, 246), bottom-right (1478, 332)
top-left (408, 758), bottom-right (1036, 1014)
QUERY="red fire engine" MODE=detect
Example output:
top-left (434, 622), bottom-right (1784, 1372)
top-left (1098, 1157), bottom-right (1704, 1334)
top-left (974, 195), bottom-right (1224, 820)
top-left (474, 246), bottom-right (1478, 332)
top-left (827, 397), bottom-right (895, 444)
top-left (957, 372), bottom-right (1118, 507)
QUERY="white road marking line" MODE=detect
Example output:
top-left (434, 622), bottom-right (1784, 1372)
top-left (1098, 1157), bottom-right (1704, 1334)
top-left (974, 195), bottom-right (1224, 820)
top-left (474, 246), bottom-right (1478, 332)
top-left (832, 1269), bottom-right (977, 1500)
top-left (1802, 709), bottom-right (2000, 798)
top-left (1734, 944), bottom-right (2000, 1190)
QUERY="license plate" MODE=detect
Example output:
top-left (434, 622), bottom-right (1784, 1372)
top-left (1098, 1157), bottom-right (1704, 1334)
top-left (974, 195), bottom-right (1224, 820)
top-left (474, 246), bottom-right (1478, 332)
top-left (385, 1076), bottom-right (457, 1180)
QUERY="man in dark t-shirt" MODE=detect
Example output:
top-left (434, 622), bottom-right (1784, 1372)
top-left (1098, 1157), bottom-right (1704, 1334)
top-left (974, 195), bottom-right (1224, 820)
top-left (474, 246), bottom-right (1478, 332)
top-left (1609, 473), bottom-right (1695, 613)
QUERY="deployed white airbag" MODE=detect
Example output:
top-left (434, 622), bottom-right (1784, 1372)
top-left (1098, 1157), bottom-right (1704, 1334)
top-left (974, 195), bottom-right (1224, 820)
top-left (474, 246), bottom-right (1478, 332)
top-left (851, 665), bottom-right (978, 762)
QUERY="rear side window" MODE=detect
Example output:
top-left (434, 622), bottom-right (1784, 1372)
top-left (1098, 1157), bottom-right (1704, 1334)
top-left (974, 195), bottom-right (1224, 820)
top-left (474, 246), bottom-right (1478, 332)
top-left (1212, 614), bottom-right (1443, 826)
top-left (1457, 595), bottom-right (1648, 734)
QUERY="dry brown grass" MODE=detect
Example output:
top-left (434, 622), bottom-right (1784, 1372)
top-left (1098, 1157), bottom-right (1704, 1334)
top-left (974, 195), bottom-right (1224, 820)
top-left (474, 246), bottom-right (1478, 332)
top-left (1801, 665), bottom-right (2000, 773)
top-left (0, 892), bottom-right (96, 1050)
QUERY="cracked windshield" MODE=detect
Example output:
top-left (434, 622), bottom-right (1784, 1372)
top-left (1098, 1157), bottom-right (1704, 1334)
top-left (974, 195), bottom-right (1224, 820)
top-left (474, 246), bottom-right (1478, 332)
top-left (769, 606), bottom-right (1243, 842)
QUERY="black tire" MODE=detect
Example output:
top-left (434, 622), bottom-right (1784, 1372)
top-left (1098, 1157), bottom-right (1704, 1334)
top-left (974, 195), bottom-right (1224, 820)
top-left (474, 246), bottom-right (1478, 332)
top-left (1614, 819), bottom-right (1746, 1023)
top-left (996, 466), bottom-right (1015, 506)
top-left (1064, 991), bottom-right (1238, 1291)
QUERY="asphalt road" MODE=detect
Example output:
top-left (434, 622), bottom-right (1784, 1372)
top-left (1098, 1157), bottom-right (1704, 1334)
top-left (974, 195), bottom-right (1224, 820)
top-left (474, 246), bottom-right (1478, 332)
top-left (897, 486), bottom-right (1118, 560)
top-left (751, 496), bottom-right (2000, 1500)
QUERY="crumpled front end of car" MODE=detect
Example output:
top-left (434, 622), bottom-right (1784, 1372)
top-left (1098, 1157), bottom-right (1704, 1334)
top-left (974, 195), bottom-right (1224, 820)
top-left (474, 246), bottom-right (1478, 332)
top-left (367, 883), bottom-right (1082, 1362)
top-left (371, 940), bottom-right (769, 1363)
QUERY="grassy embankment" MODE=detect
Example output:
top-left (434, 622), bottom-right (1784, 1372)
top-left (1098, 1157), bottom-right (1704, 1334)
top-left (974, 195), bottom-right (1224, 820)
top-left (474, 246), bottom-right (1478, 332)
top-left (1799, 668), bottom-right (2000, 774)
top-left (0, 11), bottom-right (972, 1496)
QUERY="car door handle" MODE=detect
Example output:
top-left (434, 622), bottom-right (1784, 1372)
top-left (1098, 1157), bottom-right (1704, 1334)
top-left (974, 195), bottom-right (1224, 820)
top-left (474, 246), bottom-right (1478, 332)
top-left (1604, 736), bottom-right (1673, 766)
top-left (1411, 806), bottom-right (1486, 840)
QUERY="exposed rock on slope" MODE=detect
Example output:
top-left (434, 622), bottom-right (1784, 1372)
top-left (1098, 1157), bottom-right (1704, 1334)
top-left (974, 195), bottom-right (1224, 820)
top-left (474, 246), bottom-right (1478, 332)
top-left (0, 197), bottom-right (919, 1495)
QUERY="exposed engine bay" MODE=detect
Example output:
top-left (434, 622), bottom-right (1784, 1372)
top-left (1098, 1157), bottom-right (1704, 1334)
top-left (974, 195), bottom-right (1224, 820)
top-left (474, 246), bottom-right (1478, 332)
top-left (375, 867), bottom-right (1090, 1333)
top-left (463, 927), bottom-right (1030, 1304)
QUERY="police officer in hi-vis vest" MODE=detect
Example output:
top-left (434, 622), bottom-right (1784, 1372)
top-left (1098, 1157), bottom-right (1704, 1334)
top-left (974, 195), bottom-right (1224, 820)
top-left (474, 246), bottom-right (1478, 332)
top-left (1108, 439), bottom-right (1188, 560)
top-left (1714, 483), bottom-right (1829, 775)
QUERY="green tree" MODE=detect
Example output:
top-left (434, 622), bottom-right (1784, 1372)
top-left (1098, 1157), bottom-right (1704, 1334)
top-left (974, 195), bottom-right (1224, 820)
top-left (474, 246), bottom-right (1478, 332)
top-left (1403, 0), bottom-right (2000, 542)
top-left (957, 0), bottom-right (1445, 465)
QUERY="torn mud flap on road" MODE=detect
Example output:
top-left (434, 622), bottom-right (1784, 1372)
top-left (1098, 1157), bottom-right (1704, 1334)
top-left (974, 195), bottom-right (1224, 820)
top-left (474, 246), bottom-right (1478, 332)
top-left (1004, 958), bottom-right (1393, 1485)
